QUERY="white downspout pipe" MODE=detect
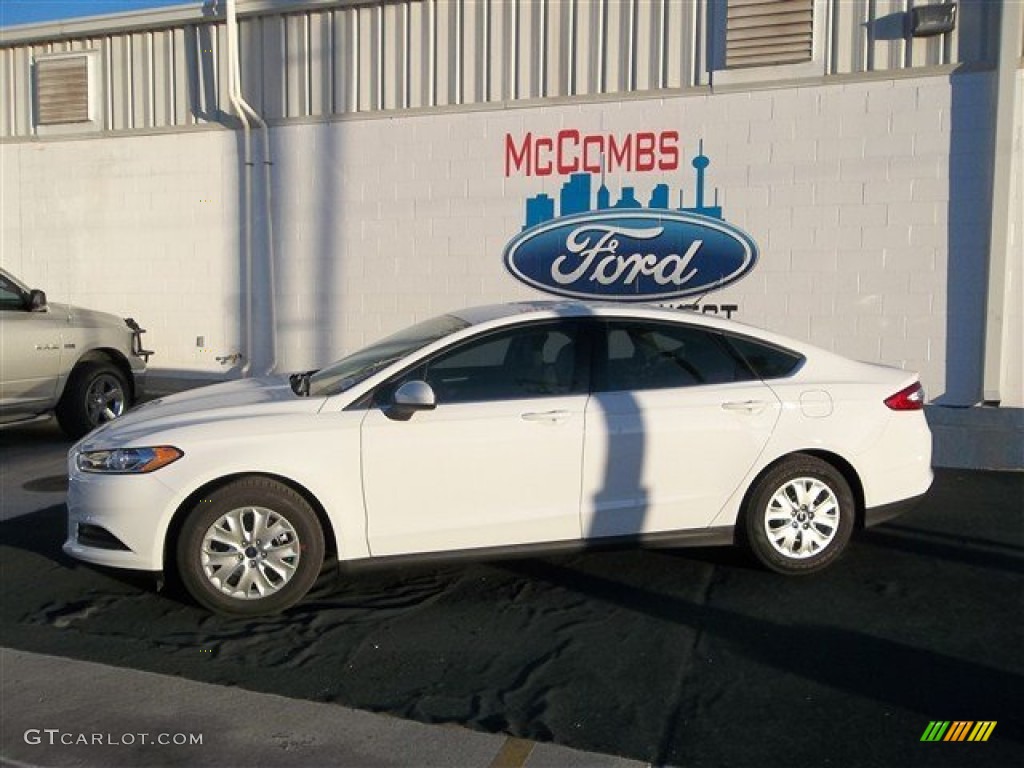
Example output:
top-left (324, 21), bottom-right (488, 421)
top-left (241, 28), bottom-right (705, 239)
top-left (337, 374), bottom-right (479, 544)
top-left (225, 0), bottom-right (277, 376)
top-left (224, 0), bottom-right (253, 377)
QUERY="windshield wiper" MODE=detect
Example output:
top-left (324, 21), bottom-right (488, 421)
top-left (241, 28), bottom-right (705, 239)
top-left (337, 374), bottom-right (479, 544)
top-left (289, 370), bottom-right (315, 397)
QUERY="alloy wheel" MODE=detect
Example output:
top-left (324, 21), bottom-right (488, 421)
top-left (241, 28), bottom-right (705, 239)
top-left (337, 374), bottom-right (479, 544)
top-left (762, 477), bottom-right (840, 559)
top-left (200, 506), bottom-right (302, 600)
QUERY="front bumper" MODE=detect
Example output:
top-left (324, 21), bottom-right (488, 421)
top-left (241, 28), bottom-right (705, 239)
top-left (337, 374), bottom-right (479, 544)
top-left (64, 466), bottom-right (176, 572)
top-left (125, 317), bottom-right (154, 363)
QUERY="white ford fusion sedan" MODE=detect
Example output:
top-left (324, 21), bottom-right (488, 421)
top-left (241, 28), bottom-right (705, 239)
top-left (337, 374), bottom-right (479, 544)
top-left (65, 302), bottom-right (932, 615)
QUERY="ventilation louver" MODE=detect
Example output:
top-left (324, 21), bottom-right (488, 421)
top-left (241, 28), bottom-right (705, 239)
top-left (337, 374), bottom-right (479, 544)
top-left (35, 55), bottom-right (90, 125)
top-left (726, 0), bottom-right (815, 69)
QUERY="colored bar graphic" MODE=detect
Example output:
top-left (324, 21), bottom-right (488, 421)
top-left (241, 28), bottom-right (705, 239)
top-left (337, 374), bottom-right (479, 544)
top-left (921, 720), bottom-right (996, 742)
top-left (944, 721), bottom-right (973, 741)
top-left (921, 721), bottom-right (950, 741)
top-left (968, 722), bottom-right (997, 742)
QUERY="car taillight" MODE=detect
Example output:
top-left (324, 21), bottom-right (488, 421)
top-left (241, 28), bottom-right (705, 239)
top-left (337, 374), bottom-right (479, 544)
top-left (885, 382), bottom-right (925, 411)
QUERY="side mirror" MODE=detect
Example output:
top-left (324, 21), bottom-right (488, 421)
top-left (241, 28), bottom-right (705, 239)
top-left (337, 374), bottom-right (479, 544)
top-left (386, 380), bottom-right (436, 421)
top-left (27, 289), bottom-right (48, 312)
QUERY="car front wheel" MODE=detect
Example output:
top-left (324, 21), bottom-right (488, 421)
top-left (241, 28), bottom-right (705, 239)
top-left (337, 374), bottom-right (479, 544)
top-left (176, 477), bottom-right (325, 615)
top-left (744, 455), bottom-right (855, 575)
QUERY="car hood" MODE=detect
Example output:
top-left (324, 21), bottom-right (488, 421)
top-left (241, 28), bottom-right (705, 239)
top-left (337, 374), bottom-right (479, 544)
top-left (48, 301), bottom-right (128, 331)
top-left (78, 376), bottom-right (327, 448)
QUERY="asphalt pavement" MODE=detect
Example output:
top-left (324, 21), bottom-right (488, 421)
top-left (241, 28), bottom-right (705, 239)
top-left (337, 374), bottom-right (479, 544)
top-left (1, 416), bottom-right (1022, 768)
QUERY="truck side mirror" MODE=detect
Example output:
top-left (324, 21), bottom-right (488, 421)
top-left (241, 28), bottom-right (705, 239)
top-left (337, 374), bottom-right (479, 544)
top-left (27, 289), bottom-right (48, 311)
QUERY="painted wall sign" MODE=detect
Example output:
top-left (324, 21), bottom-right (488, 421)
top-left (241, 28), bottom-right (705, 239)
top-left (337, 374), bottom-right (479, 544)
top-left (502, 136), bottom-right (759, 302)
top-left (504, 130), bottom-right (681, 177)
top-left (504, 211), bottom-right (757, 301)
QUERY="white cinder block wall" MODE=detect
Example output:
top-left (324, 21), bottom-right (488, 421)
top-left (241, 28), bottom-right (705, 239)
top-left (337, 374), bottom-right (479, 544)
top-left (0, 70), bottom-right (998, 408)
top-left (2, 131), bottom-right (244, 371)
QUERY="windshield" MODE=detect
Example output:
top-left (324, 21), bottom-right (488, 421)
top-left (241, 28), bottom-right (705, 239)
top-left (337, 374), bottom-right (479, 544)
top-left (306, 313), bottom-right (470, 397)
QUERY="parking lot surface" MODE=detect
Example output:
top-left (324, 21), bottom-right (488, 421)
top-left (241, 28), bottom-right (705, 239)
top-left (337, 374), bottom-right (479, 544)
top-left (1, 417), bottom-right (1022, 767)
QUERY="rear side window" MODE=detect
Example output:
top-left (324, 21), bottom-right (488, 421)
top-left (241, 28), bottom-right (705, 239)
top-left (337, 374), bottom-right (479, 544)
top-left (594, 321), bottom-right (756, 392)
top-left (725, 336), bottom-right (804, 379)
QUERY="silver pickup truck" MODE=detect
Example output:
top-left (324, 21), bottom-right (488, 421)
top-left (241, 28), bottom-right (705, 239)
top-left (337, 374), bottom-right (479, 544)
top-left (0, 268), bottom-right (151, 438)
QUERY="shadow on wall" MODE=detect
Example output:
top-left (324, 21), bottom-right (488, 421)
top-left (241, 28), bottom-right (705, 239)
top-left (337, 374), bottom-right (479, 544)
top-left (264, 122), bottom-right (344, 371)
top-left (250, 86), bottom-right (344, 373)
top-left (864, 12), bottom-right (909, 43)
top-left (937, 70), bottom-right (997, 406)
top-left (313, 122), bottom-right (342, 368)
top-left (187, 21), bottom-right (230, 126)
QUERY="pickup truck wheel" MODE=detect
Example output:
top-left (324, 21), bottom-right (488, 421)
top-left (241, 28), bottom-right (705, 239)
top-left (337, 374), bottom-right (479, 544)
top-left (56, 361), bottom-right (130, 438)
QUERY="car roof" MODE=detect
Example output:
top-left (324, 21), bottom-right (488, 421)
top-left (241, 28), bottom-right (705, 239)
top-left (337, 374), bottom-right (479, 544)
top-left (450, 300), bottom-right (763, 335)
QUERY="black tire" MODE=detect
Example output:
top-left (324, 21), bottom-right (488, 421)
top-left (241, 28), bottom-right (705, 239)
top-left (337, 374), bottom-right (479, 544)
top-left (176, 477), bottom-right (325, 616)
top-left (55, 361), bottom-right (131, 439)
top-left (744, 455), bottom-right (855, 575)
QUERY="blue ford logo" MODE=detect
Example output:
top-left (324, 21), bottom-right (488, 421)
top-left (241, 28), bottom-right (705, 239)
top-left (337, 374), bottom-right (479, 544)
top-left (503, 210), bottom-right (758, 302)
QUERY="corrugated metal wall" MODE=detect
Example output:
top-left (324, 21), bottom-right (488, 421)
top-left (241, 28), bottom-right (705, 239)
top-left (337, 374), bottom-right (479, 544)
top-left (828, 0), bottom-right (995, 73)
top-left (0, 0), bottom-right (1002, 139)
top-left (238, 0), bottom-right (703, 117)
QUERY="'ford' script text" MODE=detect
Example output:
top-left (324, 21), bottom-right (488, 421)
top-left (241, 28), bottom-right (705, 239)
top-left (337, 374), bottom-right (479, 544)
top-left (552, 225), bottom-right (701, 288)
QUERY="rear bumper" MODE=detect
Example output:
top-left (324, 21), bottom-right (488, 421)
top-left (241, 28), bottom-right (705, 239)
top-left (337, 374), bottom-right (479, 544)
top-left (863, 489), bottom-right (929, 528)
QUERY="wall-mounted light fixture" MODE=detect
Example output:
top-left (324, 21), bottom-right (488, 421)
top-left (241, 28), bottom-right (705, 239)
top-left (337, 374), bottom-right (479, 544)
top-left (909, 3), bottom-right (957, 38)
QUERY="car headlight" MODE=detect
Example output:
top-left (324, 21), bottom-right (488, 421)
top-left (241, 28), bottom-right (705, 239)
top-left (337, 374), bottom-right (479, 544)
top-left (76, 446), bottom-right (183, 474)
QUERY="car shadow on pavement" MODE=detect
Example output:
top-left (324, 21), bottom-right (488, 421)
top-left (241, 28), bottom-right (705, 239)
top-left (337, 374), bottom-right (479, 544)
top-left (858, 525), bottom-right (1024, 574)
top-left (1, 504), bottom-right (72, 560)
top-left (0, 504), bottom-right (158, 595)
top-left (0, 501), bottom-right (383, 615)
top-left (21, 474), bottom-right (69, 493)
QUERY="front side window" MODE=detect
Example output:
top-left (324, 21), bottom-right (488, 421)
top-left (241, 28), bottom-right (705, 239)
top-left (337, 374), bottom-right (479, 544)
top-left (0, 275), bottom-right (27, 311)
top-left (595, 321), bottom-right (756, 392)
top-left (411, 322), bottom-right (585, 405)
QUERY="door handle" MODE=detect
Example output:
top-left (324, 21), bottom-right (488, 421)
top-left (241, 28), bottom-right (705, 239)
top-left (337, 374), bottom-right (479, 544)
top-left (521, 410), bottom-right (570, 424)
top-left (722, 400), bottom-right (767, 414)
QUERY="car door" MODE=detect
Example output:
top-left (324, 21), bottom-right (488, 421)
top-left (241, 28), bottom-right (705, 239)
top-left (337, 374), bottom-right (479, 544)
top-left (0, 274), bottom-right (63, 415)
top-left (361, 320), bottom-right (589, 557)
top-left (581, 319), bottom-right (780, 538)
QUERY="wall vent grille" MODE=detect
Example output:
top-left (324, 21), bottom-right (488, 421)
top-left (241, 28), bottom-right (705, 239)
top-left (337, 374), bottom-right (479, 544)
top-left (726, 0), bottom-right (814, 69)
top-left (35, 55), bottom-right (90, 124)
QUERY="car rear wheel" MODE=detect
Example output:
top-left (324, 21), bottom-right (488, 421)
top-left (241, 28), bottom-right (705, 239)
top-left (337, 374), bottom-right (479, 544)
top-left (744, 455), bottom-right (854, 575)
top-left (176, 477), bottom-right (325, 616)
top-left (55, 361), bottom-right (130, 439)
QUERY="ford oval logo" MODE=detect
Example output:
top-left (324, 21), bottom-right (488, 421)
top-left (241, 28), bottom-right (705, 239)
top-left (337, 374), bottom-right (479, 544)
top-left (503, 211), bottom-right (758, 302)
